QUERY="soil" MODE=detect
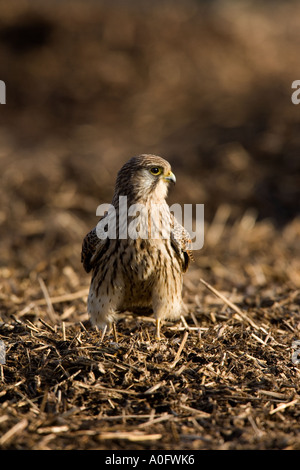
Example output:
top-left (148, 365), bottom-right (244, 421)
top-left (0, 0), bottom-right (299, 450)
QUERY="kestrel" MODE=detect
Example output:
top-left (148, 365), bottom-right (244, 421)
top-left (81, 154), bottom-right (192, 338)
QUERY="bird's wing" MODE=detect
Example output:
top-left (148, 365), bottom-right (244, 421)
top-left (81, 214), bottom-right (109, 273)
top-left (170, 213), bottom-right (193, 273)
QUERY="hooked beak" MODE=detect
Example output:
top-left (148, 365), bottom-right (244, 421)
top-left (163, 170), bottom-right (176, 184)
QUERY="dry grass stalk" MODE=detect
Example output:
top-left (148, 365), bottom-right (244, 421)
top-left (0, 419), bottom-right (28, 446)
top-left (97, 431), bottom-right (162, 442)
top-left (170, 330), bottom-right (189, 368)
top-left (179, 404), bottom-right (211, 418)
top-left (38, 277), bottom-right (57, 324)
top-left (144, 381), bottom-right (165, 395)
top-left (258, 390), bottom-right (288, 400)
top-left (138, 413), bottom-right (173, 428)
top-left (269, 399), bottom-right (299, 415)
top-left (35, 288), bottom-right (89, 306)
top-left (199, 278), bottom-right (259, 329)
top-left (112, 322), bottom-right (118, 343)
top-left (62, 322), bottom-right (66, 342)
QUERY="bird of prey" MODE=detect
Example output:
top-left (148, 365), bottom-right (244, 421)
top-left (81, 154), bottom-right (192, 339)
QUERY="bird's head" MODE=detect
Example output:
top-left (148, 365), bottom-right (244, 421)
top-left (114, 154), bottom-right (176, 204)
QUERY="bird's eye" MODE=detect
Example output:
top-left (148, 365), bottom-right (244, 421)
top-left (150, 167), bottom-right (162, 176)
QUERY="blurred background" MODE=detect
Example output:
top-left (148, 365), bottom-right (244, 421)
top-left (0, 0), bottom-right (299, 320)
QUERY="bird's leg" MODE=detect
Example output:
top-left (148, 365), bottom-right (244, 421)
top-left (155, 318), bottom-right (161, 340)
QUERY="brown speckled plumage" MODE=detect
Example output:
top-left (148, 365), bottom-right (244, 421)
top-left (81, 154), bottom-right (192, 338)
